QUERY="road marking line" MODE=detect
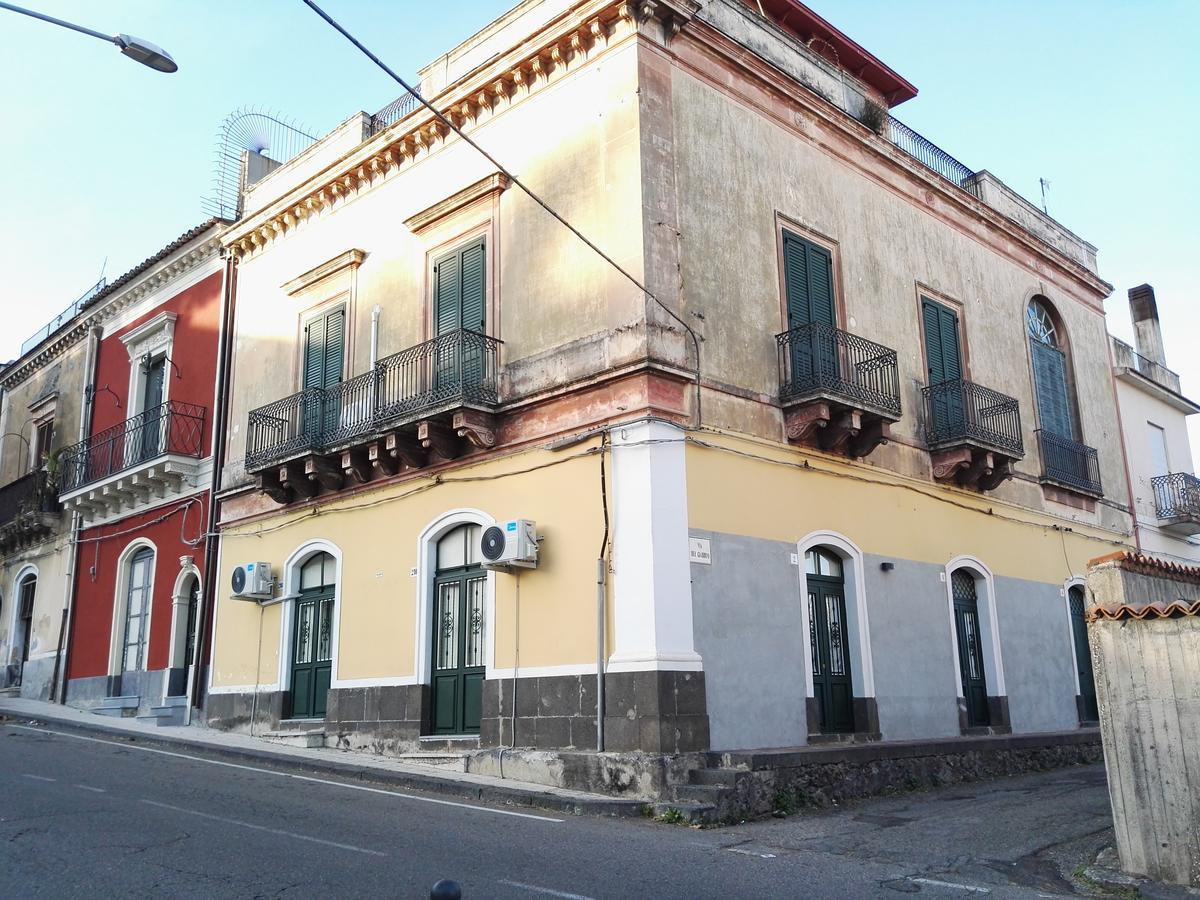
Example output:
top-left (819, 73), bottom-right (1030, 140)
top-left (497, 880), bottom-right (596, 900)
top-left (75, 784), bottom-right (106, 793)
top-left (7, 724), bottom-right (564, 823)
top-left (140, 799), bottom-right (386, 856)
top-left (21, 774), bottom-right (55, 782)
top-left (908, 877), bottom-right (992, 894)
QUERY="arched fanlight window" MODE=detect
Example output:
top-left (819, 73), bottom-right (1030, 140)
top-left (1027, 299), bottom-right (1059, 347)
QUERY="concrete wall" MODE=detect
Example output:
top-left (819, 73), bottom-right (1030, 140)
top-left (1087, 557), bottom-right (1200, 886)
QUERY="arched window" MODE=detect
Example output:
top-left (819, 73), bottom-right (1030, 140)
top-left (122, 549), bottom-right (154, 673)
top-left (1027, 297), bottom-right (1076, 440)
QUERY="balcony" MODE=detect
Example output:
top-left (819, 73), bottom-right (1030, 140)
top-left (58, 401), bottom-right (207, 522)
top-left (247, 329), bottom-right (501, 504)
top-left (1152, 472), bottom-right (1200, 536)
top-left (0, 470), bottom-right (60, 552)
top-left (1036, 430), bottom-right (1102, 498)
top-left (776, 323), bottom-right (901, 458)
top-left (922, 379), bottom-right (1023, 491)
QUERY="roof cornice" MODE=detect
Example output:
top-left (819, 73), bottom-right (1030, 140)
top-left (224, 0), bottom-right (698, 259)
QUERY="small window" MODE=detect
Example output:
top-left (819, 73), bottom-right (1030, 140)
top-left (33, 419), bottom-right (54, 471)
top-left (805, 547), bottom-right (843, 579)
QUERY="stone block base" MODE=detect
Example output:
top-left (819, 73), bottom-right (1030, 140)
top-left (480, 670), bottom-right (709, 753)
top-left (205, 690), bottom-right (286, 733)
top-left (324, 685), bottom-right (427, 754)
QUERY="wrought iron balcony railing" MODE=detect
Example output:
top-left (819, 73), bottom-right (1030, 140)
top-left (1036, 430), bottom-right (1102, 496)
top-left (246, 329), bottom-right (502, 472)
top-left (922, 379), bottom-right (1023, 457)
top-left (0, 470), bottom-right (59, 527)
top-left (1152, 472), bottom-right (1200, 520)
top-left (776, 323), bottom-right (901, 417)
top-left (59, 401), bottom-right (207, 494)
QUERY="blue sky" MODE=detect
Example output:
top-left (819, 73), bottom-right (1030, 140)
top-left (3, 1), bottom-right (1197, 448)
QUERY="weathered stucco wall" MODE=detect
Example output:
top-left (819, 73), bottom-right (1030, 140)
top-left (665, 60), bottom-right (1129, 532)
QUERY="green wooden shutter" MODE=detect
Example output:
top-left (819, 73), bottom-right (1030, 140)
top-left (322, 307), bottom-right (345, 388)
top-left (434, 249), bottom-right (462, 336)
top-left (783, 233), bottom-right (811, 328)
top-left (938, 305), bottom-right (962, 382)
top-left (459, 239), bottom-right (486, 333)
top-left (303, 314), bottom-right (327, 391)
top-left (805, 242), bottom-right (835, 328)
top-left (783, 232), bottom-right (835, 329)
top-left (922, 298), bottom-right (962, 383)
top-left (1031, 339), bottom-right (1073, 438)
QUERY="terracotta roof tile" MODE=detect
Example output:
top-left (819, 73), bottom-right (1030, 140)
top-left (1087, 550), bottom-right (1200, 584)
top-left (1087, 599), bottom-right (1200, 623)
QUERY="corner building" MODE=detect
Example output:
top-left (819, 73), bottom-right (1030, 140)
top-left (208, 0), bottom-right (1131, 757)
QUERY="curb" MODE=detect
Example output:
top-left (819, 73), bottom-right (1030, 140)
top-left (0, 705), bottom-right (646, 820)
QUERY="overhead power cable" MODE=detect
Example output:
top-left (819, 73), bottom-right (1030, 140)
top-left (300, 0), bottom-right (703, 423)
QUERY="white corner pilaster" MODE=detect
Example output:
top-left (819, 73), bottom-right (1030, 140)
top-left (607, 419), bottom-right (703, 672)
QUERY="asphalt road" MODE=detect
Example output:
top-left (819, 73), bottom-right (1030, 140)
top-left (0, 720), bottom-right (1114, 899)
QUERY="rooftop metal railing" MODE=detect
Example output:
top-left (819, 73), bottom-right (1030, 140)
top-left (1036, 429), bottom-right (1102, 496)
top-left (59, 401), bottom-right (207, 493)
top-left (886, 116), bottom-right (982, 200)
top-left (19, 276), bottom-right (107, 356)
top-left (923, 378), bottom-right (1023, 457)
top-left (369, 90), bottom-right (422, 135)
top-left (776, 323), bottom-right (901, 417)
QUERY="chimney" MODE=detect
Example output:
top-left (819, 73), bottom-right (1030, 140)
top-left (1129, 284), bottom-right (1167, 367)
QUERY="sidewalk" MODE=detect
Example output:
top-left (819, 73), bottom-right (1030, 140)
top-left (0, 697), bottom-right (645, 819)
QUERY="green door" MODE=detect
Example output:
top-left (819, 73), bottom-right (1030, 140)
top-left (432, 238), bottom-right (486, 397)
top-left (783, 231), bottom-right (836, 389)
top-left (922, 297), bottom-right (965, 438)
top-left (302, 306), bottom-right (345, 443)
top-left (289, 553), bottom-right (335, 719)
top-left (951, 570), bottom-right (989, 727)
top-left (431, 569), bottom-right (486, 734)
top-left (1068, 586), bottom-right (1098, 722)
top-left (806, 548), bottom-right (854, 735)
top-left (139, 357), bottom-right (166, 462)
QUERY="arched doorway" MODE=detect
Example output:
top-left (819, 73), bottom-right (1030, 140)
top-left (15, 573), bottom-right (36, 686)
top-left (430, 523), bottom-right (485, 735)
top-left (951, 569), bottom-right (989, 727)
top-left (1068, 585), bottom-right (1098, 722)
top-left (805, 546), bottom-right (854, 734)
top-left (289, 552), bottom-right (336, 719)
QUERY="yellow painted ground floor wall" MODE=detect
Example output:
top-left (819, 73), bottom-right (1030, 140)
top-left (209, 440), bottom-right (607, 698)
top-left (684, 429), bottom-right (1131, 750)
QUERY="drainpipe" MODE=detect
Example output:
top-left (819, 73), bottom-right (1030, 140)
top-left (369, 305), bottom-right (381, 367)
top-left (54, 323), bottom-right (102, 703)
top-left (185, 250), bottom-right (236, 725)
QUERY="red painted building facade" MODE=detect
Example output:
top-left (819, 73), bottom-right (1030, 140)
top-left (59, 222), bottom-right (226, 718)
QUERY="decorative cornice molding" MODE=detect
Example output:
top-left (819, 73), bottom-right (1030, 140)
top-left (282, 249), bottom-right (366, 296)
top-left (403, 174), bottom-right (510, 233)
top-left (120, 310), bottom-right (177, 362)
top-left (223, 0), bottom-right (693, 260)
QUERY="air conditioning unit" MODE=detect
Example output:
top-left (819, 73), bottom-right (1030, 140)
top-left (480, 519), bottom-right (539, 570)
top-left (231, 562), bottom-right (274, 600)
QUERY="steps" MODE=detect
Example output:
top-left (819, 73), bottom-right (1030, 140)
top-left (93, 695), bottom-right (139, 718)
top-left (418, 734), bottom-right (481, 754)
top-left (0, 686), bottom-right (20, 699)
top-left (660, 763), bottom-right (745, 825)
top-left (135, 695), bottom-right (188, 728)
top-left (395, 752), bottom-right (467, 772)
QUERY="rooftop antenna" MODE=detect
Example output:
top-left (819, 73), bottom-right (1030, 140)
top-left (1039, 178), bottom-right (1051, 214)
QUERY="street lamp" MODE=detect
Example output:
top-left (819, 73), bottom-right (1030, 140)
top-left (0, 2), bottom-right (177, 72)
